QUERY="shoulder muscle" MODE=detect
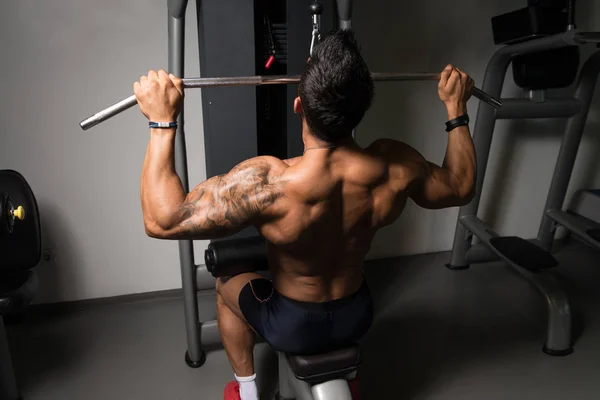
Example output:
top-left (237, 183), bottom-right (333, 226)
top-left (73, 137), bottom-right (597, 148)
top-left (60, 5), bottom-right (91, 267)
top-left (367, 138), bottom-right (429, 188)
top-left (208, 156), bottom-right (288, 216)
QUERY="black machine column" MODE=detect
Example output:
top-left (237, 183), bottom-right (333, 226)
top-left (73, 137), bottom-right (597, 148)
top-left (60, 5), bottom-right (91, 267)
top-left (197, 0), bottom-right (336, 168)
top-left (196, 0), bottom-right (258, 178)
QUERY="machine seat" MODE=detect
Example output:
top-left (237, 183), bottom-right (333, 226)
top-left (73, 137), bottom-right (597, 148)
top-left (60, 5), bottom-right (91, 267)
top-left (286, 345), bottom-right (361, 384)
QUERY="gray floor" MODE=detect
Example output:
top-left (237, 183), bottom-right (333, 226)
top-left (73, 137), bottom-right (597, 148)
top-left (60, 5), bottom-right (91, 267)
top-left (7, 241), bottom-right (600, 400)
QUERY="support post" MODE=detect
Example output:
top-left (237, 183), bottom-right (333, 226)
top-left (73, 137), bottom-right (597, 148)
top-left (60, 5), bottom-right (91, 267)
top-left (537, 51), bottom-right (600, 250)
top-left (448, 31), bottom-right (580, 269)
top-left (335, 0), bottom-right (352, 30)
top-left (168, 0), bottom-right (205, 368)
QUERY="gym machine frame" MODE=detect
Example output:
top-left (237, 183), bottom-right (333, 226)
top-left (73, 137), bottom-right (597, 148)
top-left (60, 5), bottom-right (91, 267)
top-left (447, 28), bottom-right (600, 356)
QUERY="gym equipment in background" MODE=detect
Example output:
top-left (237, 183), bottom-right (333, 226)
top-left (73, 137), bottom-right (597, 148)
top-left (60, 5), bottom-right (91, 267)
top-left (493, 1), bottom-right (580, 92)
top-left (549, 189), bottom-right (600, 247)
top-left (0, 170), bottom-right (42, 400)
top-left (0, 194), bottom-right (24, 235)
top-left (447, 0), bottom-right (600, 356)
top-left (491, 0), bottom-right (575, 45)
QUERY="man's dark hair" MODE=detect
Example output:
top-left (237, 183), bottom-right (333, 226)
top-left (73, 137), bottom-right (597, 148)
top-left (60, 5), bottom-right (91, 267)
top-left (299, 30), bottom-right (374, 143)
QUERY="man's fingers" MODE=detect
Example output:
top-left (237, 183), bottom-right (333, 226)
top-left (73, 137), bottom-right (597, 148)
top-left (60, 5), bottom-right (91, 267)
top-left (455, 66), bottom-right (471, 87)
top-left (158, 69), bottom-right (170, 84)
top-left (149, 79), bottom-right (160, 90)
top-left (133, 81), bottom-right (141, 96)
top-left (468, 77), bottom-right (475, 93)
top-left (139, 75), bottom-right (148, 90)
top-left (439, 64), bottom-right (453, 88)
top-left (169, 73), bottom-right (184, 95)
top-left (169, 73), bottom-right (183, 86)
top-left (447, 68), bottom-right (461, 87)
top-left (147, 69), bottom-right (158, 80)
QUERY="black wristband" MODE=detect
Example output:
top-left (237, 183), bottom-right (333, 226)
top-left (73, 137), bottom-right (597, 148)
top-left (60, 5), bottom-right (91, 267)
top-left (149, 121), bottom-right (177, 129)
top-left (445, 114), bottom-right (469, 132)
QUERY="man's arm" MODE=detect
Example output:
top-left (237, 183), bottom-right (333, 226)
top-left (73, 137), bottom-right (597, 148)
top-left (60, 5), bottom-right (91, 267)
top-left (409, 129), bottom-right (476, 209)
top-left (142, 146), bottom-right (286, 240)
top-left (134, 69), bottom-right (286, 239)
top-left (411, 65), bottom-right (476, 209)
top-left (373, 65), bottom-right (476, 210)
top-left (369, 137), bottom-right (474, 209)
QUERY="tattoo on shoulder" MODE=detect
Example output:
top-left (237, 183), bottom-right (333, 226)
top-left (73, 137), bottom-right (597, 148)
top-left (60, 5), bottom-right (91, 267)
top-left (177, 159), bottom-right (287, 235)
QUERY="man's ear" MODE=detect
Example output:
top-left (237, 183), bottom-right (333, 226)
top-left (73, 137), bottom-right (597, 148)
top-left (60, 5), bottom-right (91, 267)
top-left (294, 97), bottom-right (303, 115)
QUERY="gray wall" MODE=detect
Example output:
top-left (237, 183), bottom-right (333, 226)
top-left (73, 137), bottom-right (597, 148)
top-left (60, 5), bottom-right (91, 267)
top-left (0, 0), bottom-right (598, 302)
top-left (0, 0), bottom-right (207, 303)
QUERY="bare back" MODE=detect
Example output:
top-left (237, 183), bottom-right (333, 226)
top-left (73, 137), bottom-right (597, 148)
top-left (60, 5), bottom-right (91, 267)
top-left (257, 141), bottom-right (421, 303)
top-left (144, 132), bottom-right (472, 303)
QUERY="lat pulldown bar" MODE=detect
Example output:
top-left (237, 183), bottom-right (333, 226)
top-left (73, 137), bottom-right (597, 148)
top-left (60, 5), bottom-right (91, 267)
top-left (79, 72), bottom-right (502, 131)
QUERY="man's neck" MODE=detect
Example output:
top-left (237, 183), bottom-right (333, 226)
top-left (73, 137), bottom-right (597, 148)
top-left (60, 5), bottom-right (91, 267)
top-left (301, 129), bottom-right (353, 154)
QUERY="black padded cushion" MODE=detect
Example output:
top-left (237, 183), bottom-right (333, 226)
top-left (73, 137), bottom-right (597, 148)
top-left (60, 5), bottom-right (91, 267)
top-left (205, 236), bottom-right (268, 277)
top-left (587, 228), bottom-right (600, 243)
top-left (0, 170), bottom-right (42, 270)
top-left (287, 345), bottom-right (361, 383)
top-left (490, 236), bottom-right (558, 273)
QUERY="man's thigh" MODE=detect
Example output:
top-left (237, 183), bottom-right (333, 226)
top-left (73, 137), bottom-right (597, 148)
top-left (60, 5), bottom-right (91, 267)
top-left (216, 272), bottom-right (264, 321)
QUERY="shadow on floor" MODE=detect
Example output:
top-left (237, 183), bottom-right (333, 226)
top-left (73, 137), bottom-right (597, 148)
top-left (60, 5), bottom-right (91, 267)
top-left (359, 304), bottom-right (544, 400)
top-left (7, 314), bottom-right (87, 391)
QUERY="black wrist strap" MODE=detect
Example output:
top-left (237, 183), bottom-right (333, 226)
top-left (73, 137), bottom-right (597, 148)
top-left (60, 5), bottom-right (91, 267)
top-left (149, 121), bottom-right (177, 129)
top-left (445, 114), bottom-right (469, 132)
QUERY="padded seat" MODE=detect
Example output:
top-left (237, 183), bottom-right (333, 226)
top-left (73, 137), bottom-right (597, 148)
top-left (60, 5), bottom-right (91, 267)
top-left (286, 345), bottom-right (361, 384)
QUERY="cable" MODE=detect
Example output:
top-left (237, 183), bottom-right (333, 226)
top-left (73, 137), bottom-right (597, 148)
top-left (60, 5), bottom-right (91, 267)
top-left (567, 0), bottom-right (576, 30)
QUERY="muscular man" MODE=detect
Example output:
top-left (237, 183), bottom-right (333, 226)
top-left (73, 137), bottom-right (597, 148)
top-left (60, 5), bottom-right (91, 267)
top-left (134, 30), bottom-right (475, 400)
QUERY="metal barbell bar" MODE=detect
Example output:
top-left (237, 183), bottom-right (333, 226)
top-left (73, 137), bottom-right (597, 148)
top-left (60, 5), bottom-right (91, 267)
top-left (79, 72), bottom-right (502, 131)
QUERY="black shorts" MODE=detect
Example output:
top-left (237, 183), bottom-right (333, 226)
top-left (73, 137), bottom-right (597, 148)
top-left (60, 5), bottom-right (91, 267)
top-left (238, 278), bottom-right (374, 355)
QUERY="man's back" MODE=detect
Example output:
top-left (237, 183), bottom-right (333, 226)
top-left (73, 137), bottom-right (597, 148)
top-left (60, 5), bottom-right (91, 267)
top-left (258, 140), bottom-right (419, 302)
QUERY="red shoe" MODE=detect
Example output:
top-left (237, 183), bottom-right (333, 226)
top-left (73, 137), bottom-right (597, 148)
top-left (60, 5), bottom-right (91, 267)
top-left (348, 377), bottom-right (360, 400)
top-left (224, 381), bottom-right (241, 400)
